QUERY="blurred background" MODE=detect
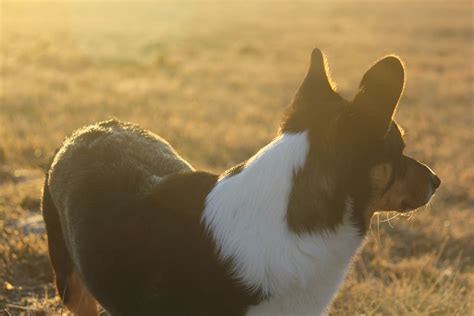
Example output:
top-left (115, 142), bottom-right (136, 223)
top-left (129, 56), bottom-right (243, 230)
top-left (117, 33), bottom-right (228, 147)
top-left (1, 0), bottom-right (472, 314)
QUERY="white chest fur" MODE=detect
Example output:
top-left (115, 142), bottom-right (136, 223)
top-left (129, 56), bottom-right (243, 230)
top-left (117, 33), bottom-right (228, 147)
top-left (202, 133), bottom-right (364, 316)
top-left (245, 217), bottom-right (364, 316)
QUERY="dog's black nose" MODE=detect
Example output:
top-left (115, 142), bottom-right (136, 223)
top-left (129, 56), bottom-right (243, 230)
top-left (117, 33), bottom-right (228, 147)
top-left (431, 174), bottom-right (441, 189)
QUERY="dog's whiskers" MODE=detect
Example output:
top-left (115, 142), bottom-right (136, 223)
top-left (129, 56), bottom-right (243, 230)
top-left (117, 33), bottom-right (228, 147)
top-left (380, 211), bottom-right (401, 224)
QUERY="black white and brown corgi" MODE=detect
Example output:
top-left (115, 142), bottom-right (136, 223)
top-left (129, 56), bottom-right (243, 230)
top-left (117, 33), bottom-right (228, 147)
top-left (42, 48), bottom-right (440, 316)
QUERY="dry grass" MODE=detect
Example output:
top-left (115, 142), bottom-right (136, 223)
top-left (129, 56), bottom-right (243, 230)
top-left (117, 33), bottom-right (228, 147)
top-left (1, 0), bottom-right (473, 315)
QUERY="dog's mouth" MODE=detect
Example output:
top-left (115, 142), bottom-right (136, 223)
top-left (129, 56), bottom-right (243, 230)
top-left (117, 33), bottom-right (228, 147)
top-left (399, 200), bottom-right (419, 212)
top-left (399, 193), bottom-right (434, 213)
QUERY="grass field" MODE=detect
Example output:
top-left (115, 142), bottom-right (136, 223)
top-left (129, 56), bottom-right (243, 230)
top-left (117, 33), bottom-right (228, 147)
top-left (1, 0), bottom-right (473, 314)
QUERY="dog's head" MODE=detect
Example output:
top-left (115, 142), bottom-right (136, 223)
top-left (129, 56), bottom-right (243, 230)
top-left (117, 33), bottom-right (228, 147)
top-left (282, 49), bottom-right (440, 232)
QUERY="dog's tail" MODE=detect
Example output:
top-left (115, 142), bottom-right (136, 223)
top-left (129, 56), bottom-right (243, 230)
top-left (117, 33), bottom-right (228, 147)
top-left (42, 172), bottom-right (99, 316)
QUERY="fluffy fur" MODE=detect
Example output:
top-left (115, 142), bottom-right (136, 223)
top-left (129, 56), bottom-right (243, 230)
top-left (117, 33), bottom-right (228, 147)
top-left (246, 213), bottom-right (362, 316)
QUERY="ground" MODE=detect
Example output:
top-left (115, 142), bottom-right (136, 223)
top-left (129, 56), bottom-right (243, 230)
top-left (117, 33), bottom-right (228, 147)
top-left (0, 0), bottom-right (473, 315)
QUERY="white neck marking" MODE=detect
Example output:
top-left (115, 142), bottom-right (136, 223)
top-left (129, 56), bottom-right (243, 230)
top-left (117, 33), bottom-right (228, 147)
top-left (202, 132), bottom-right (364, 315)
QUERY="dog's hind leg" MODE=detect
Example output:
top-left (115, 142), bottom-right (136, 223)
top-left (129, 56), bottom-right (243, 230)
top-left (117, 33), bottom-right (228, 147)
top-left (42, 174), bottom-right (99, 316)
top-left (64, 269), bottom-right (99, 316)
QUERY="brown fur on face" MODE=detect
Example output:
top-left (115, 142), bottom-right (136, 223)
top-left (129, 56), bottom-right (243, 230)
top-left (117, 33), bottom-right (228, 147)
top-left (367, 155), bottom-right (440, 222)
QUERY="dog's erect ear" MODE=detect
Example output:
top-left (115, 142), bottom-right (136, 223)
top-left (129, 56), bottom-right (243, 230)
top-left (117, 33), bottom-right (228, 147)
top-left (293, 48), bottom-right (336, 106)
top-left (280, 49), bottom-right (338, 132)
top-left (353, 55), bottom-right (405, 136)
top-left (305, 48), bottom-right (335, 93)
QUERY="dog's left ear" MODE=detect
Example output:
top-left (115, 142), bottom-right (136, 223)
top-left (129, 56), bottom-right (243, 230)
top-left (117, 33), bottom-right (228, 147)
top-left (353, 55), bottom-right (405, 136)
top-left (293, 48), bottom-right (336, 107)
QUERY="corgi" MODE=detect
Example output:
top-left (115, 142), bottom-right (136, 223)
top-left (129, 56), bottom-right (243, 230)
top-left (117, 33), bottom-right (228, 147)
top-left (42, 48), bottom-right (440, 316)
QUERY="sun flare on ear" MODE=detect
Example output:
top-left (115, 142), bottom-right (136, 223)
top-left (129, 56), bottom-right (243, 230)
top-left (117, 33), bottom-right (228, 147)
top-left (320, 50), bottom-right (338, 92)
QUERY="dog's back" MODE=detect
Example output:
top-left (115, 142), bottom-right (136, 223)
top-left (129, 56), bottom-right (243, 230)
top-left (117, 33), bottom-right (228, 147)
top-left (49, 119), bottom-right (193, 211)
top-left (42, 119), bottom-right (193, 315)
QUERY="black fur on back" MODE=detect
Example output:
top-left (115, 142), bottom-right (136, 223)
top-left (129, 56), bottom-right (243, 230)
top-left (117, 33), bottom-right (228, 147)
top-left (44, 120), bottom-right (264, 315)
top-left (55, 155), bottom-right (262, 315)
